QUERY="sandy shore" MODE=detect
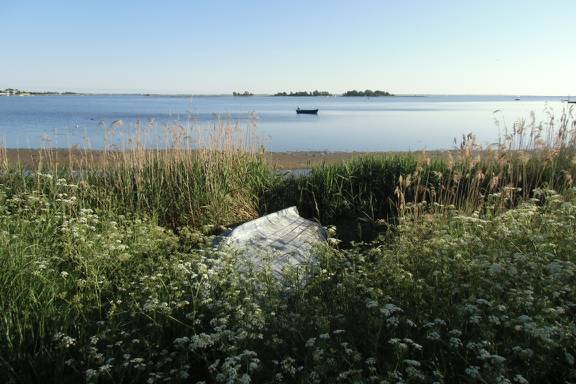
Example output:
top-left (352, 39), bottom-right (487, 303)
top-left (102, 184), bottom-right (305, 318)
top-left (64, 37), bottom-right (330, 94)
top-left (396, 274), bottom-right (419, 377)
top-left (1, 148), bottom-right (418, 170)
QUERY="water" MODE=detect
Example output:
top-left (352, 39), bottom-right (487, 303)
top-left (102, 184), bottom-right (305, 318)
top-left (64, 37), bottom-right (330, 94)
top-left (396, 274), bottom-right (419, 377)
top-left (0, 95), bottom-right (569, 151)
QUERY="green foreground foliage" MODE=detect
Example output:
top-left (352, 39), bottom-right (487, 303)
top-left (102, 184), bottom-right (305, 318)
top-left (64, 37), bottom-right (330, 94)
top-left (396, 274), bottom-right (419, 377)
top-left (1, 176), bottom-right (575, 383)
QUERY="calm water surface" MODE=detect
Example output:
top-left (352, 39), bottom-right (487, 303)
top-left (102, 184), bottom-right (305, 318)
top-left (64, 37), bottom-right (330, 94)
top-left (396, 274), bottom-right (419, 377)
top-left (0, 95), bottom-right (569, 151)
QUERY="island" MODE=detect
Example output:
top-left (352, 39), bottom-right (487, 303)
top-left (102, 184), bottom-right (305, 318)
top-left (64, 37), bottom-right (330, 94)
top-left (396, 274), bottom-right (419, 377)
top-left (274, 90), bottom-right (333, 97)
top-left (232, 91), bottom-right (254, 96)
top-left (342, 89), bottom-right (393, 97)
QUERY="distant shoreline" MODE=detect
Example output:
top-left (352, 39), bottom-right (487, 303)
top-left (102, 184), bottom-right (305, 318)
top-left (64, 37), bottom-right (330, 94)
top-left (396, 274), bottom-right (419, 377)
top-left (1, 93), bottom-right (569, 98)
top-left (1, 93), bottom-right (404, 98)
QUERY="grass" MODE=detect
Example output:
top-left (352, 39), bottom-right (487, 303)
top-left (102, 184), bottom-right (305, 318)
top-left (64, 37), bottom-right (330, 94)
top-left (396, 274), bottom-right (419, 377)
top-left (0, 108), bottom-right (575, 382)
top-left (1, 119), bottom-right (275, 230)
top-left (263, 111), bottom-right (576, 241)
top-left (2, 175), bottom-right (575, 383)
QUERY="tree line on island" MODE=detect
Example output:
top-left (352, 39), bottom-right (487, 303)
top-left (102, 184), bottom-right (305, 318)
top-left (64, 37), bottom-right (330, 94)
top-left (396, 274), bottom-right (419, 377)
top-left (342, 89), bottom-right (393, 97)
top-left (232, 89), bottom-right (394, 97)
top-left (273, 90), bottom-right (333, 97)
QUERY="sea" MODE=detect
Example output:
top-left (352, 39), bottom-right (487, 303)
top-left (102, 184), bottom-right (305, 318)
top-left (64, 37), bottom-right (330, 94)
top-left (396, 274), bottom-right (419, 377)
top-left (0, 94), bottom-right (570, 151)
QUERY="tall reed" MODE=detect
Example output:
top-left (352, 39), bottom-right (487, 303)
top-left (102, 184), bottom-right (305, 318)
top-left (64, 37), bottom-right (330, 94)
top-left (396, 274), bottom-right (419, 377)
top-left (1, 107), bottom-right (574, 238)
top-left (262, 107), bottom-right (576, 240)
top-left (398, 105), bottom-right (576, 217)
top-left (0, 117), bottom-right (274, 229)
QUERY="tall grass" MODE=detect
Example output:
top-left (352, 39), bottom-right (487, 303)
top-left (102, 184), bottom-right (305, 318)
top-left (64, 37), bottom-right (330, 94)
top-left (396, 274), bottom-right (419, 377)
top-left (1, 107), bottom-right (574, 236)
top-left (263, 106), bottom-right (576, 241)
top-left (0, 118), bottom-right (274, 229)
top-left (398, 107), bottom-right (576, 216)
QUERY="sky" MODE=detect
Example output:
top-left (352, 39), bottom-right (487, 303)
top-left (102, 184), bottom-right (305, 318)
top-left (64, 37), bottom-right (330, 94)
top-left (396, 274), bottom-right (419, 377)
top-left (1, 0), bottom-right (575, 95)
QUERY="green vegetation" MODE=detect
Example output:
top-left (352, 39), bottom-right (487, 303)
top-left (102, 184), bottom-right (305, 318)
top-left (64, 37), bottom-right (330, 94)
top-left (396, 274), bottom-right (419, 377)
top-left (1, 112), bottom-right (576, 382)
top-left (343, 89), bottom-right (393, 97)
top-left (232, 91), bottom-right (254, 96)
top-left (0, 124), bottom-right (272, 230)
top-left (274, 90), bottom-right (333, 96)
top-left (263, 116), bottom-right (576, 241)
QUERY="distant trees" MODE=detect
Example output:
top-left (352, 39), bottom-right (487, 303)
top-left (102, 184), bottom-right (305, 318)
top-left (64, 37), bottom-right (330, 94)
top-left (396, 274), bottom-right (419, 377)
top-left (342, 89), bottom-right (393, 97)
top-left (233, 91), bottom-right (254, 96)
top-left (271, 89), bottom-right (393, 97)
top-left (273, 90), bottom-right (332, 96)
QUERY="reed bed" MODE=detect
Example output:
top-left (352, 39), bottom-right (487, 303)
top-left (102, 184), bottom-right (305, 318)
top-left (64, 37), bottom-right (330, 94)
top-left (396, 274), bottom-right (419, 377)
top-left (263, 106), bottom-right (576, 241)
top-left (0, 117), bottom-right (274, 229)
top-left (2, 107), bottom-right (575, 238)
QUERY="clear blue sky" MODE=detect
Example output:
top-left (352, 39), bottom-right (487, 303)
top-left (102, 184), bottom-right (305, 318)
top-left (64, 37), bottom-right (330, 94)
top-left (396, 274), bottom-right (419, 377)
top-left (1, 0), bottom-right (575, 95)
